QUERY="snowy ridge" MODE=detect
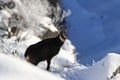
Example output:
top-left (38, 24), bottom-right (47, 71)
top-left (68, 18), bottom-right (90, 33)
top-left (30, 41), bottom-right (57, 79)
top-left (58, 53), bottom-right (120, 80)
top-left (78, 53), bottom-right (120, 80)
top-left (84, 53), bottom-right (120, 80)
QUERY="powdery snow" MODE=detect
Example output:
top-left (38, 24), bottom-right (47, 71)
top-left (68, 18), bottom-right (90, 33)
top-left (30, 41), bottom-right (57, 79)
top-left (81, 53), bottom-right (120, 80)
top-left (0, 54), bottom-right (64, 80)
top-left (38, 17), bottom-right (58, 32)
top-left (56, 53), bottom-right (120, 80)
top-left (1, 0), bottom-right (120, 80)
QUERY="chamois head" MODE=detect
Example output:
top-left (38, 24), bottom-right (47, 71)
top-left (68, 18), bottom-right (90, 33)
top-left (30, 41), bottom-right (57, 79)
top-left (58, 27), bottom-right (67, 42)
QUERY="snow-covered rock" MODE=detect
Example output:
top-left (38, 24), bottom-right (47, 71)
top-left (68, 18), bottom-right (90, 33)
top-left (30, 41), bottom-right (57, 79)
top-left (38, 16), bottom-right (58, 32)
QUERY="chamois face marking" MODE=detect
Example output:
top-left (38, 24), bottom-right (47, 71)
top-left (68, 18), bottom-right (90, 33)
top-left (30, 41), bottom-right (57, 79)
top-left (24, 27), bottom-right (67, 71)
top-left (58, 27), bottom-right (67, 42)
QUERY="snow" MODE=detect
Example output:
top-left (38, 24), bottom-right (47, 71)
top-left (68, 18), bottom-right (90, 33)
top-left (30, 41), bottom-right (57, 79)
top-left (0, 34), bottom-right (76, 80)
top-left (1, 0), bottom-right (120, 80)
top-left (0, 54), bottom-right (64, 80)
top-left (38, 17), bottom-right (58, 32)
top-left (17, 30), bottom-right (41, 45)
top-left (52, 39), bottom-right (76, 67)
top-left (112, 74), bottom-right (120, 80)
top-left (79, 53), bottom-right (120, 80)
top-left (0, 10), bottom-right (11, 28)
top-left (54, 53), bottom-right (120, 80)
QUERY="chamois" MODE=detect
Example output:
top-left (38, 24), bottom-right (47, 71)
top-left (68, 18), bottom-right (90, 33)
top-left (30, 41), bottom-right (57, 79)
top-left (24, 27), bottom-right (67, 70)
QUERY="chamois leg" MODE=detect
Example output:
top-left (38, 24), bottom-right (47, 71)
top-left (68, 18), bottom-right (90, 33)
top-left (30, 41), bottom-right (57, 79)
top-left (46, 58), bottom-right (52, 71)
top-left (25, 55), bottom-right (39, 65)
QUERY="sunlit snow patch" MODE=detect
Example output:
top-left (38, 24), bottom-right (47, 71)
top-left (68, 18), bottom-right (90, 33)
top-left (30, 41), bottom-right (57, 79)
top-left (0, 54), bottom-right (64, 80)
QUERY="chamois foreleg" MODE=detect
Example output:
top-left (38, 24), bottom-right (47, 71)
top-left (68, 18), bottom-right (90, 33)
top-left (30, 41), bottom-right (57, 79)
top-left (46, 58), bottom-right (52, 71)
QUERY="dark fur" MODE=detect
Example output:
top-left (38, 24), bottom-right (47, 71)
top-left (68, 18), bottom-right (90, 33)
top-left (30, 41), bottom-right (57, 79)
top-left (24, 29), bottom-right (66, 70)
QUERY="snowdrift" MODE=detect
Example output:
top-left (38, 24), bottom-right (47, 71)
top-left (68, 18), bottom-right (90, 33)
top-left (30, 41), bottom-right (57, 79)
top-left (78, 53), bottom-right (120, 80)
top-left (0, 54), bottom-right (64, 80)
top-left (58, 53), bottom-right (120, 80)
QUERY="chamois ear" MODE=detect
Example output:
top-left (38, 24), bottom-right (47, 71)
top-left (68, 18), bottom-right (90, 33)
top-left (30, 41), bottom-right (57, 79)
top-left (58, 26), bottom-right (67, 32)
top-left (58, 26), bottom-right (67, 40)
top-left (62, 26), bottom-right (67, 34)
top-left (57, 26), bottom-right (67, 39)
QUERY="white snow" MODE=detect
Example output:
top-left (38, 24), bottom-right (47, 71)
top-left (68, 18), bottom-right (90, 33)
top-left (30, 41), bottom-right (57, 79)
top-left (38, 17), bottom-right (58, 32)
top-left (1, 0), bottom-right (120, 80)
top-left (0, 35), bottom-right (76, 80)
top-left (0, 54), bottom-right (64, 80)
top-left (52, 39), bottom-right (76, 67)
top-left (0, 10), bottom-right (11, 28)
top-left (56, 53), bottom-right (120, 80)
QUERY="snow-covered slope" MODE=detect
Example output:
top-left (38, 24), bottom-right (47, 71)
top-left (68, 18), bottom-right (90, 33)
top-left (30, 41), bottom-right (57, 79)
top-left (78, 53), bottom-right (120, 80)
top-left (0, 54), bottom-right (64, 80)
top-left (57, 53), bottom-right (120, 80)
top-left (1, 50), bottom-right (120, 80)
top-left (1, 0), bottom-right (120, 80)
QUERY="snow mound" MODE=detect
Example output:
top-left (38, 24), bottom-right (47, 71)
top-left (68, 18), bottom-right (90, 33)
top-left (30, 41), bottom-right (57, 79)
top-left (0, 54), bottom-right (64, 80)
top-left (56, 53), bottom-right (120, 80)
top-left (76, 53), bottom-right (120, 80)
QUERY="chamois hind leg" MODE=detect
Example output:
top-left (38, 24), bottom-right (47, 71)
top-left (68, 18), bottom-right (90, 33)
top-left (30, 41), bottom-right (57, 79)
top-left (46, 58), bottom-right (52, 71)
top-left (25, 55), bottom-right (39, 65)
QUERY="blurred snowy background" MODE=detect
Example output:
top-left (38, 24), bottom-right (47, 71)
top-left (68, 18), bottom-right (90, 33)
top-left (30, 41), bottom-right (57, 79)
top-left (61, 0), bottom-right (120, 65)
top-left (1, 0), bottom-right (120, 80)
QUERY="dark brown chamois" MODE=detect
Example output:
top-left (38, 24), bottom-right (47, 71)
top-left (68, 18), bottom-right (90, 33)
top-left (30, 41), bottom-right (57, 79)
top-left (24, 28), bottom-right (67, 70)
